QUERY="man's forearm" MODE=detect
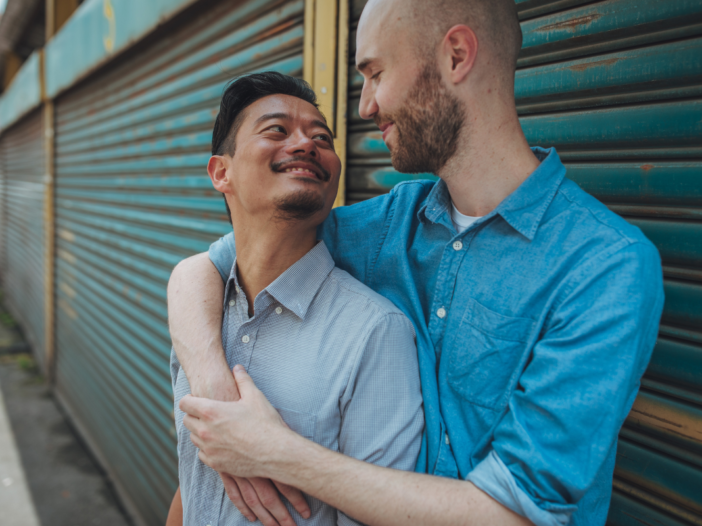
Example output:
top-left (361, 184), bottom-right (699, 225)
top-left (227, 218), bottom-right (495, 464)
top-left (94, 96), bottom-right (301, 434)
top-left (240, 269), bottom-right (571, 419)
top-left (266, 432), bottom-right (532, 526)
top-left (168, 252), bottom-right (235, 400)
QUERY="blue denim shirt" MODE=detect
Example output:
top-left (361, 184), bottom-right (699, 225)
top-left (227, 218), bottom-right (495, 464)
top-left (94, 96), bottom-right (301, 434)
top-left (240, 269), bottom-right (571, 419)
top-left (209, 148), bottom-right (665, 526)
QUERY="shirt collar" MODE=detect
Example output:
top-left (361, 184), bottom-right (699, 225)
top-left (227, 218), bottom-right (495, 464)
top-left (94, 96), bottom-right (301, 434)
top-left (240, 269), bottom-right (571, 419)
top-left (226, 241), bottom-right (335, 320)
top-left (418, 147), bottom-right (565, 241)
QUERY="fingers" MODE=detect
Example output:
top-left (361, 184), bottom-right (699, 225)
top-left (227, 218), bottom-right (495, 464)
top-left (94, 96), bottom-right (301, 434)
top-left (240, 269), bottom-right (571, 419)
top-left (234, 477), bottom-right (281, 526)
top-left (179, 394), bottom-right (211, 419)
top-left (182, 414), bottom-right (206, 446)
top-left (221, 473), bottom-right (256, 522)
top-left (232, 365), bottom-right (258, 398)
top-left (249, 478), bottom-right (299, 526)
top-left (273, 480), bottom-right (310, 519)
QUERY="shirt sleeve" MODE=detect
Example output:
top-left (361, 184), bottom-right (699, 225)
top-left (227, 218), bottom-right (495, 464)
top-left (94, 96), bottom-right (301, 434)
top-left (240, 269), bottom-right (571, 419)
top-left (336, 312), bottom-right (425, 526)
top-left (468, 241), bottom-right (665, 524)
top-left (209, 232), bottom-right (236, 282)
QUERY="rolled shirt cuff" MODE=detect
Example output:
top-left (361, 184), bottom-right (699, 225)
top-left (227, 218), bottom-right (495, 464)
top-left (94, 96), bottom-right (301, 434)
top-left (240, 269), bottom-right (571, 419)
top-left (467, 450), bottom-right (575, 526)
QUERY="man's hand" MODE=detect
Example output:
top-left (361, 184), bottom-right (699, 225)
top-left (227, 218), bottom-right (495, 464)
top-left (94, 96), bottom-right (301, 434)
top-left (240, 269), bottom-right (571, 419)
top-left (181, 366), bottom-right (309, 524)
top-left (180, 365), bottom-right (293, 478)
top-left (168, 257), bottom-right (309, 523)
top-left (221, 474), bottom-right (310, 526)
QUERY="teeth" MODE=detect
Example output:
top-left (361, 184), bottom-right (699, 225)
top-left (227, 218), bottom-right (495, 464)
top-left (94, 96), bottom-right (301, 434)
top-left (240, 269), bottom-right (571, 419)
top-left (283, 168), bottom-right (314, 174)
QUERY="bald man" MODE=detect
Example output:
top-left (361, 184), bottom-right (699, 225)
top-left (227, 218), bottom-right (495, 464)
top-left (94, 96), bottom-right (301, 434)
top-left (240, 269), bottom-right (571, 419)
top-left (170, 1), bottom-right (664, 525)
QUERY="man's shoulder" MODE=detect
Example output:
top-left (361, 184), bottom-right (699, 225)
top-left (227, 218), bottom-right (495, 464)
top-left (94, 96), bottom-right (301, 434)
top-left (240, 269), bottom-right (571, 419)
top-left (550, 178), bottom-right (656, 254)
top-left (327, 179), bottom-right (436, 223)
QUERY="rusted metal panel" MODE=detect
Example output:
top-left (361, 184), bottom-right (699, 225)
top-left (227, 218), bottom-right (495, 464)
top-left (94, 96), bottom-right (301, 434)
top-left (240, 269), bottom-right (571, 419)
top-left (0, 51), bottom-right (42, 134)
top-left (44, 0), bottom-right (202, 99)
top-left (519, 0), bottom-right (702, 67)
top-left (0, 109), bottom-right (46, 369)
top-left (52, 1), bottom-right (304, 524)
top-left (343, 1), bottom-right (702, 524)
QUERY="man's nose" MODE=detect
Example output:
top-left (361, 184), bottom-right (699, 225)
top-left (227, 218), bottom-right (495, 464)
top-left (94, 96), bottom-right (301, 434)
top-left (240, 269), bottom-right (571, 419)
top-left (358, 80), bottom-right (378, 120)
top-left (287, 132), bottom-right (318, 157)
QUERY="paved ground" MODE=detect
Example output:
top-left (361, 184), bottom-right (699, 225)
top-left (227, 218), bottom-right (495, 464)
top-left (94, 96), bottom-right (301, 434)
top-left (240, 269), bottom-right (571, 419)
top-left (0, 315), bottom-right (132, 526)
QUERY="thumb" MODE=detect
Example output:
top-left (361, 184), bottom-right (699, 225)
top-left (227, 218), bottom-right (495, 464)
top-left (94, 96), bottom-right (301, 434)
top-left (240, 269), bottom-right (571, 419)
top-left (232, 365), bottom-right (256, 397)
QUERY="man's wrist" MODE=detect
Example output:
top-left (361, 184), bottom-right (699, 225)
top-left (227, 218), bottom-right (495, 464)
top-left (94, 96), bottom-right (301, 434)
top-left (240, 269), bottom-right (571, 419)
top-left (191, 366), bottom-right (239, 401)
top-left (262, 428), bottom-right (330, 488)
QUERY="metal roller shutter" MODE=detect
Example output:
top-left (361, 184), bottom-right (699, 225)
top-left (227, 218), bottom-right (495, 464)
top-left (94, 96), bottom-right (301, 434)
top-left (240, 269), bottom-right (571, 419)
top-left (0, 110), bottom-right (46, 369)
top-left (345, 1), bottom-right (702, 524)
top-left (53, 0), bottom-right (304, 523)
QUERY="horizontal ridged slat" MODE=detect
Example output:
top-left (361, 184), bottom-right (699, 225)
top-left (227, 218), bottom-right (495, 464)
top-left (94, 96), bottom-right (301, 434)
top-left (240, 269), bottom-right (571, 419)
top-left (53, 1), bottom-right (304, 524)
top-left (0, 109), bottom-right (46, 370)
top-left (344, 1), bottom-right (702, 524)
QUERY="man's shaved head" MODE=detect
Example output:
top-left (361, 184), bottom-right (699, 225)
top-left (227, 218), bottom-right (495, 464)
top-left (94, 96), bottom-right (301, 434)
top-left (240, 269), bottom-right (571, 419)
top-left (356, 0), bottom-right (524, 175)
top-left (408, 0), bottom-right (522, 76)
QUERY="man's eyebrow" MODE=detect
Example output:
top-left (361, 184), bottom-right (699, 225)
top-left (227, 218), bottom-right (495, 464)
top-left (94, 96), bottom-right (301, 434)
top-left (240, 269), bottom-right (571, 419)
top-left (356, 58), bottom-right (372, 72)
top-left (312, 119), bottom-right (334, 137)
top-left (254, 112), bottom-right (290, 126)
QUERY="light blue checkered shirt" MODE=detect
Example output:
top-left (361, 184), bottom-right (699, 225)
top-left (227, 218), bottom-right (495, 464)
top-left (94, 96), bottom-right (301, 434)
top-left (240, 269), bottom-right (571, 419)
top-left (171, 241), bottom-right (424, 525)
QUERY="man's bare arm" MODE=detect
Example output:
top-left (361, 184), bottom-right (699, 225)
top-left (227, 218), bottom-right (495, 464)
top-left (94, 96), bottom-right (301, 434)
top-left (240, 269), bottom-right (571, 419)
top-left (168, 253), bottom-right (237, 401)
top-left (168, 253), bottom-right (311, 525)
top-left (285, 440), bottom-right (531, 526)
top-left (183, 367), bottom-right (533, 526)
top-left (165, 487), bottom-right (182, 526)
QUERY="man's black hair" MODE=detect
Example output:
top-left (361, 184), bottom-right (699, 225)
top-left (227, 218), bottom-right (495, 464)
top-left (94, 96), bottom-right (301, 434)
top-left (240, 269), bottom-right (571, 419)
top-left (211, 71), bottom-right (319, 222)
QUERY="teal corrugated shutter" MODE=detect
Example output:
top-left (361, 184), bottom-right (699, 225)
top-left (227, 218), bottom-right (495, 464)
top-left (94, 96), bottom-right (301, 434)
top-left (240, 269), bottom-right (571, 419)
top-left (345, 1), bottom-right (702, 524)
top-left (53, 0), bottom-right (304, 523)
top-left (0, 110), bottom-right (46, 368)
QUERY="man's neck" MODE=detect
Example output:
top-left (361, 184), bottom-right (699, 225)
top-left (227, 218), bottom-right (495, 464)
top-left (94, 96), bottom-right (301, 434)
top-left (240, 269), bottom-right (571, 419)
top-left (439, 98), bottom-right (540, 218)
top-left (233, 219), bottom-right (318, 316)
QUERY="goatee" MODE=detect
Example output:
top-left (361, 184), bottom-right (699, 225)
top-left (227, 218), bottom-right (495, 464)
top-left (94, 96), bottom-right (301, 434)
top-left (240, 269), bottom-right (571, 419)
top-left (273, 190), bottom-right (325, 222)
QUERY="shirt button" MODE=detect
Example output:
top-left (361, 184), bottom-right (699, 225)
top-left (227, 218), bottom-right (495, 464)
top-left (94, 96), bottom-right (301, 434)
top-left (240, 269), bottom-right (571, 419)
top-left (241, 335), bottom-right (250, 344)
top-left (453, 240), bottom-right (463, 251)
top-left (437, 307), bottom-right (447, 319)
top-left (445, 433), bottom-right (450, 445)
top-left (275, 306), bottom-right (283, 314)
top-left (228, 300), bottom-right (235, 307)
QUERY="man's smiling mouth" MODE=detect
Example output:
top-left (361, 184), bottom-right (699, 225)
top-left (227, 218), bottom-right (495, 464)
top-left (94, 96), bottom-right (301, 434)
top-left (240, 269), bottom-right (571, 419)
top-left (272, 157), bottom-right (331, 182)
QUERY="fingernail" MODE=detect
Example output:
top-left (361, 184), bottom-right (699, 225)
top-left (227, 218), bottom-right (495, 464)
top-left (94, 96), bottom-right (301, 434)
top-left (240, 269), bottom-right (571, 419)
top-left (234, 364), bottom-right (244, 372)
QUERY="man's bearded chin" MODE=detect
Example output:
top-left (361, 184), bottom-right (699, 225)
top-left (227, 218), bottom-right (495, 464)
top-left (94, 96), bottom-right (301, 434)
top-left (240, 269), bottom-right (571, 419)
top-left (379, 62), bottom-right (466, 175)
top-left (273, 189), bottom-right (325, 222)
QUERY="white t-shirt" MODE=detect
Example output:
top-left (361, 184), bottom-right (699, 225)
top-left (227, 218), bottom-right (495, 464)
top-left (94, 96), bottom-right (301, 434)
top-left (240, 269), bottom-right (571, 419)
top-left (451, 203), bottom-right (482, 232)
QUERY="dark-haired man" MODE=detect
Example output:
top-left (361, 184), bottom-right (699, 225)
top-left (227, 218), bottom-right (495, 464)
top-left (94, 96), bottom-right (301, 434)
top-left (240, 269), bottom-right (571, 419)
top-left (173, 0), bottom-right (664, 525)
top-left (165, 72), bottom-right (424, 525)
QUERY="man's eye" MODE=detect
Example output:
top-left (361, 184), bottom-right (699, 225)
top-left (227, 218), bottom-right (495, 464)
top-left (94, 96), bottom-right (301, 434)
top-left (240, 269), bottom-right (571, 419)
top-left (268, 125), bottom-right (286, 134)
top-left (371, 71), bottom-right (381, 80)
top-left (314, 134), bottom-right (333, 144)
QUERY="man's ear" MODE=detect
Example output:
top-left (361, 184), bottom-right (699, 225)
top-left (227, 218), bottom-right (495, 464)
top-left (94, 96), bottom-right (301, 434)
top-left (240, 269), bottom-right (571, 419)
top-left (442, 25), bottom-right (478, 85)
top-left (207, 155), bottom-right (232, 194)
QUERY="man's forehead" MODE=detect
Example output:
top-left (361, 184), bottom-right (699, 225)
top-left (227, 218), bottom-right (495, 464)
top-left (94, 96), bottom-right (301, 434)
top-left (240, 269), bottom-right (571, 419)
top-left (244, 94), bottom-right (325, 124)
top-left (356, 0), bottom-right (411, 66)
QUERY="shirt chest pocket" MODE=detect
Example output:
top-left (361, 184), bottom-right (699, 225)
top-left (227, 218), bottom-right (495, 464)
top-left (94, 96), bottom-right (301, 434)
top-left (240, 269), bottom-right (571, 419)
top-left (447, 298), bottom-right (535, 410)
top-left (275, 407), bottom-right (317, 441)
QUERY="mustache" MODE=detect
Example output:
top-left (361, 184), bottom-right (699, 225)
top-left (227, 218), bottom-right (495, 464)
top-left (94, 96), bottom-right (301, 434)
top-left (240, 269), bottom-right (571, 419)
top-left (270, 156), bottom-right (331, 182)
top-left (374, 114), bottom-right (393, 130)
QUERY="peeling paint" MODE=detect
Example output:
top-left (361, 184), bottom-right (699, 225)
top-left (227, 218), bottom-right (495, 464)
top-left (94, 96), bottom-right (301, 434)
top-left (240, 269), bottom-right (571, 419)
top-left (567, 57), bottom-right (619, 72)
top-left (535, 14), bottom-right (602, 32)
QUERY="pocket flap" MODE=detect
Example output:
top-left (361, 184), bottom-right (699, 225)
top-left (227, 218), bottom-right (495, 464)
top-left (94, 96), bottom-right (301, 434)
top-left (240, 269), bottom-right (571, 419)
top-left (463, 297), bottom-right (534, 342)
top-left (275, 407), bottom-right (316, 440)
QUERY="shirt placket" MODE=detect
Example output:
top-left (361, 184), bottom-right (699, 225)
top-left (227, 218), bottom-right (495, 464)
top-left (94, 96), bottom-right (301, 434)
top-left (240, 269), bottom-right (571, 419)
top-left (231, 286), bottom-right (260, 371)
top-left (429, 229), bottom-right (475, 478)
top-left (428, 230), bottom-right (474, 352)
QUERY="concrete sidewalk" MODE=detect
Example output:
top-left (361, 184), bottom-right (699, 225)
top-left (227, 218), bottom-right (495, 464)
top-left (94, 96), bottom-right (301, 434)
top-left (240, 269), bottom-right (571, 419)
top-left (0, 375), bottom-right (41, 526)
top-left (0, 308), bottom-right (131, 526)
